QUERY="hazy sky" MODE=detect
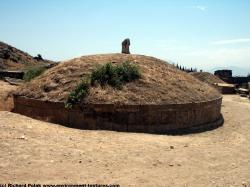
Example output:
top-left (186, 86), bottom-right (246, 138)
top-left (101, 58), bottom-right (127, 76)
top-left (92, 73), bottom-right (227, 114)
top-left (1, 0), bottom-right (250, 73)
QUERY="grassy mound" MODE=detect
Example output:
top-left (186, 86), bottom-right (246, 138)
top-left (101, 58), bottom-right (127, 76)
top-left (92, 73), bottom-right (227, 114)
top-left (15, 53), bottom-right (221, 105)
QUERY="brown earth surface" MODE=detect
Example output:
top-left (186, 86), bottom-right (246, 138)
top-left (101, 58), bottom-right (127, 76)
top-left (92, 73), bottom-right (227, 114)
top-left (0, 41), bottom-right (54, 70)
top-left (0, 95), bottom-right (249, 186)
top-left (190, 72), bottom-right (225, 85)
top-left (0, 80), bottom-right (18, 111)
top-left (16, 54), bottom-right (221, 104)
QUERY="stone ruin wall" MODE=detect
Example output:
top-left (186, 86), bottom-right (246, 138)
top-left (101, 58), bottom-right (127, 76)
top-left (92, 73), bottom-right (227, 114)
top-left (0, 70), bottom-right (24, 79)
top-left (13, 95), bottom-right (223, 134)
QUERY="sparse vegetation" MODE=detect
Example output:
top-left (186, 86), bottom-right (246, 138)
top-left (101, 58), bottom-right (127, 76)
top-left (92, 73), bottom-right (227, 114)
top-left (33, 54), bottom-right (43, 61)
top-left (65, 61), bottom-right (141, 108)
top-left (91, 61), bottom-right (141, 89)
top-left (23, 66), bottom-right (47, 81)
top-left (65, 78), bottom-right (90, 108)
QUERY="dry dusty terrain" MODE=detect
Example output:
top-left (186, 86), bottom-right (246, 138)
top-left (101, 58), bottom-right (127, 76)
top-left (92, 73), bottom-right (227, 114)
top-left (0, 95), bottom-right (249, 186)
top-left (0, 80), bottom-right (18, 111)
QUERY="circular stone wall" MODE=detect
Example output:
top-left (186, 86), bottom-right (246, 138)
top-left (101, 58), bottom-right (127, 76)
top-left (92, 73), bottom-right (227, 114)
top-left (13, 95), bottom-right (223, 134)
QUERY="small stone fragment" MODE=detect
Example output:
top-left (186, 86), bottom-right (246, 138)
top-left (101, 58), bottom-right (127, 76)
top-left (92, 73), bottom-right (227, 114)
top-left (18, 135), bottom-right (27, 140)
top-left (170, 145), bottom-right (174, 149)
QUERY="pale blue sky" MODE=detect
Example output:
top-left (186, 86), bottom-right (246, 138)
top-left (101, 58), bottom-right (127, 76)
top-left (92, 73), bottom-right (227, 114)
top-left (1, 0), bottom-right (250, 74)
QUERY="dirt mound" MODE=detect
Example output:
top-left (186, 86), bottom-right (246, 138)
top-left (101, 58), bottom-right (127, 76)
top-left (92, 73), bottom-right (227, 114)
top-left (190, 72), bottom-right (225, 85)
top-left (0, 41), bottom-right (54, 70)
top-left (15, 53), bottom-right (221, 104)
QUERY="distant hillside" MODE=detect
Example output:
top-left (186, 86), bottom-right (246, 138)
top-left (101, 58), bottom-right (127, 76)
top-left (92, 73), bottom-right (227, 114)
top-left (0, 41), bottom-right (54, 70)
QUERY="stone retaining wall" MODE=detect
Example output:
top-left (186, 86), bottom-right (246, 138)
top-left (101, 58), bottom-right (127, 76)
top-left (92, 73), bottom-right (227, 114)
top-left (0, 70), bottom-right (24, 79)
top-left (215, 85), bottom-right (236, 94)
top-left (13, 96), bottom-right (223, 134)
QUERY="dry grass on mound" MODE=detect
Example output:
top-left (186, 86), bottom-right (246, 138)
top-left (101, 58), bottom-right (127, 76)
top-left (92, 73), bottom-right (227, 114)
top-left (190, 72), bottom-right (225, 85)
top-left (16, 54), bottom-right (221, 104)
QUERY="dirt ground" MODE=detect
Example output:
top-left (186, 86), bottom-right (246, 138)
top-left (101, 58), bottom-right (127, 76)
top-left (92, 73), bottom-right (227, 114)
top-left (0, 80), bottom-right (18, 111)
top-left (0, 95), bottom-right (249, 186)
